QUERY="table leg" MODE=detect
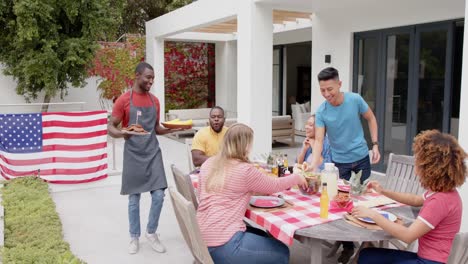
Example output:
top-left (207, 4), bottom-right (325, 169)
top-left (296, 236), bottom-right (323, 264)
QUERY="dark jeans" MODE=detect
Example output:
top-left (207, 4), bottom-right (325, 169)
top-left (208, 228), bottom-right (289, 264)
top-left (333, 155), bottom-right (371, 183)
top-left (358, 248), bottom-right (443, 264)
top-left (334, 155), bottom-right (371, 250)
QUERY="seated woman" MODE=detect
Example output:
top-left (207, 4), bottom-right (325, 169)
top-left (352, 130), bottom-right (466, 264)
top-left (196, 123), bottom-right (307, 264)
top-left (297, 114), bottom-right (332, 170)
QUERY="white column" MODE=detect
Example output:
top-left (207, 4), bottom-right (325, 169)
top-left (148, 38), bottom-right (166, 120)
top-left (216, 41), bottom-right (238, 117)
top-left (237, 1), bottom-right (273, 155)
top-left (457, 1), bottom-right (468, 233)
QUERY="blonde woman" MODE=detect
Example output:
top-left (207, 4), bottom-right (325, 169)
top-left (354, 130), bottom-right (466, 264)
top-left (196, 123), bottom-right (307, 264)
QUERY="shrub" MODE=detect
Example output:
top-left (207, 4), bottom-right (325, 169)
top-left (1, 177), bottom-right (84, 263)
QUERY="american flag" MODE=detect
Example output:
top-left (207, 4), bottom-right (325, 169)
top-left (0, 111), bottom-right (108, 184)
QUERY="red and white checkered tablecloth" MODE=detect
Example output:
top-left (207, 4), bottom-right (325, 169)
top-left (190, 174), bottom-right (404, 246)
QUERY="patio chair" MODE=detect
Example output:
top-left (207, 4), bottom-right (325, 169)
top-left (383, 153), bottom-right (424, 195)
top-left (371, 153), bottom-right (423, 252)
top-left (169, 187), bottom-right (214, 264)
top-left (171, 164), bottom-right (199, 209)
top-left (447, 232), bottom-right (468, 264)
top-left (185, 138), bottom-right (196, 172)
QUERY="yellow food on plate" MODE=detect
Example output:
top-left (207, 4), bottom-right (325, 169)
top-left (163, 119), bottom-right (180, 124)
top-left (164, 119), bottom-right (192, 125)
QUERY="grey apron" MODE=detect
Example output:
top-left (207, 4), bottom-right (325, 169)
top-left (121, 90), bottom-right (167, 195)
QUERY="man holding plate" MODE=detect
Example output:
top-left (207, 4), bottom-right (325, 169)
top-left (108, 62), bottom-right (180, 255)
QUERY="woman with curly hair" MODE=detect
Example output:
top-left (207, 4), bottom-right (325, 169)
top-left (353, 130), bottom-right (466, 264)
top-left (196, 123), bottom-right (307, 264)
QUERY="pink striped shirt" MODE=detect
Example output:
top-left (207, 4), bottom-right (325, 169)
top-left (196, 157), bottom-right (302, 247)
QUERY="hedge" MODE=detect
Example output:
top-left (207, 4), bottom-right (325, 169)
top-left (1, 177), bottom-right (85, 263)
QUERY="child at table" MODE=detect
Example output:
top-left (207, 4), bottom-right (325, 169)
top-left (352, 130), bottom-right (466, 264)
top-left (196, 123), bottom-right (307, 264)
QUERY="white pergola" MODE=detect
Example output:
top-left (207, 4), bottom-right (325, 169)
top-left (147, 0), bottom-right (468, 229)
top-left (146, 0), bottom-right (314, 156)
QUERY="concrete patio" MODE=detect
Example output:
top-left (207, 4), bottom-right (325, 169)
top-left (49, 134), bottom-right (348, 264)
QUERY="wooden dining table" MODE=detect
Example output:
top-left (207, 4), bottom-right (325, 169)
top-left (293, 205), bottom-right (420, 264)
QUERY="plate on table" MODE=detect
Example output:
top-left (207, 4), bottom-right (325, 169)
top-left (161, 122), bottom-right (193, 129)
top-left (358, 210), bottom-right (397, 224)
top-left (121, 130), bottom-right (150, 135)
top-left (250, 196), bottom-right (285, 208)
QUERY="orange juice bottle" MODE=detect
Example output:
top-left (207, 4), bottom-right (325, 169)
top-left (320, 183), bottom-right (329, 219)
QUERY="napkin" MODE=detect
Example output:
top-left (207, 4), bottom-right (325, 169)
top-left (329, 200), bottom-right (354, 213)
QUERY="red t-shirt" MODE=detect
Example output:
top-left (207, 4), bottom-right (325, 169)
top-left (417, 190), bottom-right (462, 263)
top-left (112, 90), bottom-right (161, 128)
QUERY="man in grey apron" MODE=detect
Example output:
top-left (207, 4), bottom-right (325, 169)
top-left (109, 62), bottom-right (178, 254)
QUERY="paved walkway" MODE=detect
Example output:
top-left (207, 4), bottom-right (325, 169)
top-left (50, 135), bottom-right (342, 264)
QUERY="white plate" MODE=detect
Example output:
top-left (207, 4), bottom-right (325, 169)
top-left (121, 130), bottom-right (150, 135)
top-left (249, 196), bottom-right (285, 208)
top-left (358, 210), bottom-right (397, 224)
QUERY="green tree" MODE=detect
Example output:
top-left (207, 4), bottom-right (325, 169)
top-left (0, 0), bottom-right (125, 111)
top-left (118, 0), bottom-right (192, 35)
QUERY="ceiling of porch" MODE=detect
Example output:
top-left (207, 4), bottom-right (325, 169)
top-left (192, 10), bottom-right (312, 34)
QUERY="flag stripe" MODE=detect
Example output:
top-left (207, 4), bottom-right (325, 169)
top-left (0, 157), bottom-right (107, 171)
top-left (0, 163), bottom-right (107, 176)
top-left (43, 111), bottom-right (107, 117)
top-left (42, 130), bottom-right (107, 140)
top-left (43, 113), bottom-right (107, 122)
top-left (42, 119), bottom-right (107, 128)
top-left (42, 142), bottom-right (108, 152)
top-left (0, 153), bottom-right (107, 166)
top-left (43, 124), bottom-right (107, 134)
top-left (43, 135), bottom-right (107, 146)
top-left (0, 148), bottom-right (107, 159)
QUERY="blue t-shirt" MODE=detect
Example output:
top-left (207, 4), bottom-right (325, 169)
top-left (315, 92), bottom-right (369, 163)
top-left (302, 135), bottom-right (332, 170)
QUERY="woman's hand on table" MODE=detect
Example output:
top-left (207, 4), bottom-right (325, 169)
top-left (296, 174), bottom-right (308, 189)
top-left (351, 206), bottom-right (378, 220)
top-left (366, 180), bottom-right (384, 194)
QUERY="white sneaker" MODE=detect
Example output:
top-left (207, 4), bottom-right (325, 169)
top-left (128, 238), bottom-right (139, 254)
top-left (146, 232), bottom-right (166, 253)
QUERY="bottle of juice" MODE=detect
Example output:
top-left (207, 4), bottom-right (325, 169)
top-left (320, 182), bottom-right (329, 219)
top-left (283, 154), bottom-right (289, 168)
top-left (322, 163), bottom-right (338, 198)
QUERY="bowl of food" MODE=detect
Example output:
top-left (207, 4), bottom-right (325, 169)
top-left (333, 190), bottom-right (351, 208)
top-left (300, 172), bottom-right (321, 195)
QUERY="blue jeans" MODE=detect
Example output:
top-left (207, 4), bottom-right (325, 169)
top-left (208, 230), bottom-right (289, 264)
top-left (128, 189), bottom-right (165, 238)
top-left (358, 248), bottom-right (443, 264)
top-left (333, 155), bottom-right (371, 183)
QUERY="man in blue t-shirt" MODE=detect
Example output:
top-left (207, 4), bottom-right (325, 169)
top-left (309, 67), bottom-right (381, 263)
top-left (310, 67), bottom-right (380, 180)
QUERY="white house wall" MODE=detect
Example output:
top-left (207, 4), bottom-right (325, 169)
top-left (458, 0), bottom-right (468, 233)
top-left (310, 0), bottom-right (465, 112)
top-left (0, 70), bottom-right (104, 113)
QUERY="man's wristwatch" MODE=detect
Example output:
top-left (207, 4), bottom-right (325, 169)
top-left (372, 141), bottom-right (379, 146)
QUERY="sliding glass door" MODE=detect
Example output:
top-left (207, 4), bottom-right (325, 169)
top-left (353, 21), bottom-right (456, 170)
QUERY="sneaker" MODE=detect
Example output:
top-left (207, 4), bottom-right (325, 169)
top-left (338, 247), bottom-right (355, 263)
top-left (146, 232), bottom-right (166, 253)
top-left (128, 238), bottom-right (139, 254)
